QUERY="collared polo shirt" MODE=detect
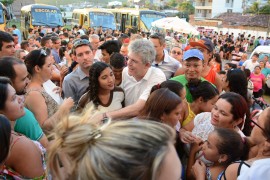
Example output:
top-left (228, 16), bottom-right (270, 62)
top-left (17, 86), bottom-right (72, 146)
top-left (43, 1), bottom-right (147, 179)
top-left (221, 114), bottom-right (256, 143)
top-left (121, 66), bottom-right (166, 106)
top-left (62, 66), bottom-right (89, 105)
top-left (152, 50), bottom-right (181, 79)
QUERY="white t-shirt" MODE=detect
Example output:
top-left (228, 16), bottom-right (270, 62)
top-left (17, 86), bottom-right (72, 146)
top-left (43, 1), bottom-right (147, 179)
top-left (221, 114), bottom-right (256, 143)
top-left (79, 87), bottom-right (125, 116)
top-left (121, 66), bottom-right (166, 106)
top-left (242, 59), bottom-right (259, 72)
top-left (238, 159), bottom-right (270, 180)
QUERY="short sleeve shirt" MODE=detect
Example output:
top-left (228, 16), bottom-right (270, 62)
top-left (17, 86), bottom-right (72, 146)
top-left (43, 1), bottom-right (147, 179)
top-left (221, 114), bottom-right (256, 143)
top-left (121, 67), bottom-right (166, 106)
top-left (152, 51), bottom-right (181, 79)
top-left (170, 75), bottom-right (208, 103)
top-left (14, 108), bottom-right (44, 141)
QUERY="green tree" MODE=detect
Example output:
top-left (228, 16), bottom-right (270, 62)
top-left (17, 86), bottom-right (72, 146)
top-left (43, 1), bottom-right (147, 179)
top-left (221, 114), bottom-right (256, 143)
top-left (260, 4), bottom-right (270, 14)
top-left (248, 2), bottom-right (260, 14)
top-left (1, 0), bottom-right (14, 6)
top-left (168, 0), bottom-right (178, 7)
top-left (178, 2), bottom-right (194, 15)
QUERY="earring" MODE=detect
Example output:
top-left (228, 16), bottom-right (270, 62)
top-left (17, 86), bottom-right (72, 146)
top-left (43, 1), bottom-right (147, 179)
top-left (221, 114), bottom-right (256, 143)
top-left (218, 159), bottom-right (222, 163)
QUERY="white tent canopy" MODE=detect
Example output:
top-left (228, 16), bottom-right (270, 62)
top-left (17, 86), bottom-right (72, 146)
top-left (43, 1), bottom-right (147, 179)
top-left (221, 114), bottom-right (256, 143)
top-left (151, 17), bottom-right (199, 35)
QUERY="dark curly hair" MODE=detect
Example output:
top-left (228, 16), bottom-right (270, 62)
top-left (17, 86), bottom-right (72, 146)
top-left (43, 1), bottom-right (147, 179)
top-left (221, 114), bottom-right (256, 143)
top-left (87, 62), bottom-right (111, 108)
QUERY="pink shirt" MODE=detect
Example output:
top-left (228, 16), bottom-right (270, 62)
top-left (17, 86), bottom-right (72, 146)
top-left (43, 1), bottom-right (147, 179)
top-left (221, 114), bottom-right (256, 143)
top-left (250, 73), bottom-right (265, 92)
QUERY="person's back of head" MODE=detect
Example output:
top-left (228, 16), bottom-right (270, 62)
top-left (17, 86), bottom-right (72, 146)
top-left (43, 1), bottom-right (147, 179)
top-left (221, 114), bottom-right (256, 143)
top-left (110, 52), bottom-right (125, 69)
top-left (151, 80), bottom-right (184, 97)
top-left (188, 80), bottom-right (219, 103)
top-left (226, 69), bottom-right (248, 101)
top-left (48, 115), bottom-right (177, 179)
top-left (80, 35), bottom-right (89, 40)
top-left (98, 40), bottom-right (120, 55)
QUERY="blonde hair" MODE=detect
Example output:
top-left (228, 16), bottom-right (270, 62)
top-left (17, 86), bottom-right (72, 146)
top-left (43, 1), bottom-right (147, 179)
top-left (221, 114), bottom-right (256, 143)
top-left (48, 114), bottom-right (175, 179)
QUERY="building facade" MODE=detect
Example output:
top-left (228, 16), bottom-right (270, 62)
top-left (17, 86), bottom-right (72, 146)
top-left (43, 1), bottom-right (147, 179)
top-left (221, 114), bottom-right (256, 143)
top-left (194, 0), bottom-right (243, 20)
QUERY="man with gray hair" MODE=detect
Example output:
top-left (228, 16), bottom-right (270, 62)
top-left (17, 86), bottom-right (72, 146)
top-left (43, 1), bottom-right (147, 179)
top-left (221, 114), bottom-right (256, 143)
top-left (102, 39), bottom-right (166, 119)
top-left (89, 34), bottom-right (101, 61)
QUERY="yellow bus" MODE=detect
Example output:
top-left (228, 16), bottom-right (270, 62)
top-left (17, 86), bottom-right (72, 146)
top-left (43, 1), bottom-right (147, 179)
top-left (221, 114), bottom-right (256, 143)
top-left (72, 8), bottom-right (116, 30)
top-left (108, 8), bottom-right (166, 33)
top-left (21, 4), bottom-right (63, 39)
top-left (0, 2), bottom-right (11, 31)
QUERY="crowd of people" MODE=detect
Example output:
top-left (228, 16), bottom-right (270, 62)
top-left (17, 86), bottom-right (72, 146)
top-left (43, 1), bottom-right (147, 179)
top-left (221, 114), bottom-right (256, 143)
top-left (0, 24), bottom-right (270, 179)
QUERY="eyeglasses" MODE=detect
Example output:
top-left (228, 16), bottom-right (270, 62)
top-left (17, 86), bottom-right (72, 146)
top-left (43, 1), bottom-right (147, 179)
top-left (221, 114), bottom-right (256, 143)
top-left (249, 118), bottom-right (269, 141)
top-left (73, 39), bottom-right (90, 49)
top-left (171, 50), bottom-right (182, 55)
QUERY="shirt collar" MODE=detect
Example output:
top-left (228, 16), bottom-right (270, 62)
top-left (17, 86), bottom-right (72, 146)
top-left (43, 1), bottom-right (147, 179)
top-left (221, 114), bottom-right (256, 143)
top-left (142, 67), bottom-right (152, 81)
top-left (77, 66), bottom-right (88, 80)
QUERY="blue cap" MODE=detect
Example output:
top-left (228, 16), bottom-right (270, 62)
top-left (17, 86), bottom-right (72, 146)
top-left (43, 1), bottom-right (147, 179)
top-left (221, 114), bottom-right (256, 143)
top-left (183, 49), bottom-right (204, 61)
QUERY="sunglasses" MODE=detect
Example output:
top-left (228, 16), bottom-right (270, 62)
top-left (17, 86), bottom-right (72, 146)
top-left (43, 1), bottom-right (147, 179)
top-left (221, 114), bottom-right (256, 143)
top-left (38, 48), bottom-right (48, 59)
top-left (171, 50), bottom-right (182, 55)
top-left (73, 39), bottom-right (90, 48)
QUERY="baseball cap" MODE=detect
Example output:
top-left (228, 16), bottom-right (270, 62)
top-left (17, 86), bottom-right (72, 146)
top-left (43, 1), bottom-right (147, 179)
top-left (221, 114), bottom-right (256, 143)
top-left (183, 49), bottom-right (204, 61)
top-left (190, 38), bottom-right (214, 52)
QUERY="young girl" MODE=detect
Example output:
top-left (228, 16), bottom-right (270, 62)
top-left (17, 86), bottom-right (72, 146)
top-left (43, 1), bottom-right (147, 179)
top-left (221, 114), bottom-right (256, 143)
top-left (138, 88), bottom-right (182, 128)
top-left (192, 128), bottom-right (244, 180)
top-left (77, 62), bottom-right (125, 116)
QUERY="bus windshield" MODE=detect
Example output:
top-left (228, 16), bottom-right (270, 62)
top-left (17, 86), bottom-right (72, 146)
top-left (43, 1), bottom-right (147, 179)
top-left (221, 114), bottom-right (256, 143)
top-left (140, 13), bottom-right (166, 31)
top-left (31, 8), bottom-right (63, 27)
top-left (89, 12), bottom-right (116, 30)
top-left (0, 8), bottom-right (4, 24)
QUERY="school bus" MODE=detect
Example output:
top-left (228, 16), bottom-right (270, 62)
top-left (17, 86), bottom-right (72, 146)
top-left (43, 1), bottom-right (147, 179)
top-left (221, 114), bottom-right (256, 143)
top-left (108, 8), bottom-right (166, 33)
top-left (0, 2), bottom-right (11, 31)
top-left (72, 8), bottom-right (116, 30)
top-left (21, 4), bottom-right (63, 39)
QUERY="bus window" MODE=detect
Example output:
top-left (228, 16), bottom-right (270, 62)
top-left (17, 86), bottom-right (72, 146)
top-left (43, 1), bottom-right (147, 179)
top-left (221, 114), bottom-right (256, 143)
top-left (89, 12), bottom-right (115, 30)
top-left (31, 8), bottom-right (63, 26)
top-left (140, 13), bottom-right (166, 31)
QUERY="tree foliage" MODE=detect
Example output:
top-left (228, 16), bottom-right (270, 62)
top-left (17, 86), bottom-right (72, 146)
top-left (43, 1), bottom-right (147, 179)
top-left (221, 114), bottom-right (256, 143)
top-left (245, 2), bottom-right (270, 14)
top-left (178, 2), bottom-right (194, 15)
top-left (1, 0), bottom-right (14, 6)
